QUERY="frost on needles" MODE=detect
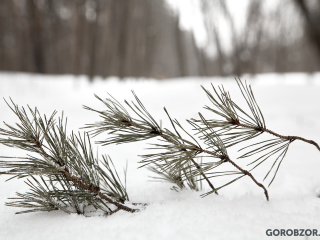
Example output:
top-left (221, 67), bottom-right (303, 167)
top-left (0, 79), bottom-right (319, 216)
top-left (0, 100), bottom-right (139, 215)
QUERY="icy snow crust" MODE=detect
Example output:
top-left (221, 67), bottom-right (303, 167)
top-left (0, 72), bottom-right (320, 239)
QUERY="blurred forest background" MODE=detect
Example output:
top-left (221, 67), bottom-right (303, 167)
top-left (0, 0), bottom-right (319, 79)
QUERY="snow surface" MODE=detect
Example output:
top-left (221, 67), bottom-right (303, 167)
top-left (0, 72), bottom-right (320, 240)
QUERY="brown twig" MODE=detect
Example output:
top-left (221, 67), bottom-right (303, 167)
top-left (189, 157), bottom-right (218, 195)
top-left (225, 157), bottom-right (269, 201)
top-left (199, 147), bottom-right (269, 201)
top-left (228, 119), bottom-right (320, 151)
top-left (106, 207), bottom-right (121, 216)
top-left (264, 129), bottom-right (320, 151)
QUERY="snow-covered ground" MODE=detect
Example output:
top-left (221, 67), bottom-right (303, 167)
top-left (0, 72), bottom-right (320, 240)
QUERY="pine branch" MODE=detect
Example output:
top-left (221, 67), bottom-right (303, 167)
top-left (0, 100), bottom-right (141, 215)
top-left (196, 78), bottom-right (319, 186)
top-left (6, 175), bottom-right (113, 215)
top-left (2, 77), bottom-right (318, 216)
top-left (85, 91), bottom-right (268, 199)
top-left (84, 93), bottom-right (220, 195)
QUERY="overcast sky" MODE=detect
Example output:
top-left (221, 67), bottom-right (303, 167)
top-left (166, 0), bottom-right (280, 49)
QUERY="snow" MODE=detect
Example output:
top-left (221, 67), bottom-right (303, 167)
top-left (0, 72), bottom-right (320, 239)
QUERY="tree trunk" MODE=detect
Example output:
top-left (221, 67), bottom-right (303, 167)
top-left (294, 0), bottom-right (320, 62)
top-left (27, 0), bottom-right (45, 73)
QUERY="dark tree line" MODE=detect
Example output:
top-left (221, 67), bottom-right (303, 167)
top-left (0, 0), bottom-right (207, 79)
top-left (0, 0), bottom-right (319, 79)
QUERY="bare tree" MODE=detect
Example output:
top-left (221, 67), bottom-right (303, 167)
top-left (26, 0), bottom-right (46, 73)
top-left (294, 0), bottom-right (320, 61)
